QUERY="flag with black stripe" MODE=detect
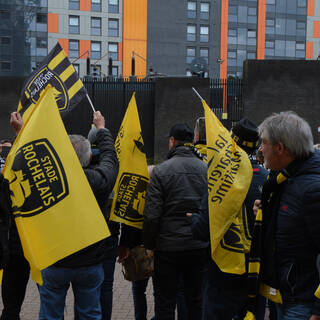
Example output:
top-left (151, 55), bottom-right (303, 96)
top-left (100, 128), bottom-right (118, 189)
top-left (17, 42), bottom-right (86, 120)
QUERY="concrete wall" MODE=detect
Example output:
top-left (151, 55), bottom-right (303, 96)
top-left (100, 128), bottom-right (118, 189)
top-left (154, 77), bottom-right (210, 162)
top-left (243, 59), bottom-right (320, 143)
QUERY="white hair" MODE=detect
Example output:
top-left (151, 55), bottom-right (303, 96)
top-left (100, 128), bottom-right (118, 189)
top-left (69, 134), bottom-right (91, 167)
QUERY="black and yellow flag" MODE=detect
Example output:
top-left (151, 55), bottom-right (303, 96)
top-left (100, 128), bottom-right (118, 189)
top-left (110, 93), bottom-right (149, 229)
top-left (4, 86), bottom-right (109, 283)
top-left (202, 99), bottom-right (253, 274)
top-left (18, 42), bottom-right (86, 121)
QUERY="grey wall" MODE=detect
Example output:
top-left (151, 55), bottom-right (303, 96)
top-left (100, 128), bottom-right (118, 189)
top-left (154, 77), bottom-right (210, 162)
top-left (243, 60), bottom-right (320, 143)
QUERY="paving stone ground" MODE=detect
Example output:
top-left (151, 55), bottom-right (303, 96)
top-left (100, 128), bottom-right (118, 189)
top-left (0, 263), bottom-right (155, 320)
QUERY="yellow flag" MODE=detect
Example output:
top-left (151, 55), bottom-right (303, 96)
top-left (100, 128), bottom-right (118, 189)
top-left (3, 86), bottom-right (110, 283)
top-left (202, 99), bottom-right (252, 274)
top-left (110, 93), bottom-right (149, 229)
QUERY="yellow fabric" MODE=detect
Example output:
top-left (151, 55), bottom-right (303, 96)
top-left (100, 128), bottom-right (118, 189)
top-left (110, 93), bottom-right (149, 229)
top-left (202, 100), bottom-right (253, 274)
top-left (259, 283), bottom-right (283, 304)
top-left (248, 262), bottom-right (260, 274)
top-left (3, 86), bottom-right (110, 284)
top-left (244, 311), bottom-right (256, 320)
top-left (314, 284), bottom-right (320, 299)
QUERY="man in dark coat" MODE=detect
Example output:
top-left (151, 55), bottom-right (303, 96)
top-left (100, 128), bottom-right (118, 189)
top-left (189, 118), bottom-right (268, 320)
top-left (252, 111), bottom-right (320, 320)
top-left (143, 123), bottom-right (208, 320)
top-left (38, 111), bottom-right (118, 320)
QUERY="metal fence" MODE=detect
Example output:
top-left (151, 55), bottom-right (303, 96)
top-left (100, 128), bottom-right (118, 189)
top-left (82, 77), bottom-right (243, 158)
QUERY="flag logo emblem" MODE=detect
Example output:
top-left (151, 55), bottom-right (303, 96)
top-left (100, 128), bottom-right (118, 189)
top-left (8, 139), bottom-right (69, 217)
top-left (25, 67), bottom-right (68, 111)
top-left (220, 222), bottom-right (244, 253)
top-left (113, 172), bottom-right (148, 223)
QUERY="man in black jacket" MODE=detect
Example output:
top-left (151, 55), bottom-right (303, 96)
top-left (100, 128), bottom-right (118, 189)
top-left (252, 112), bottom-right (320, 320)
top-left (38, 111), bottom-right (118, 320)
top-left (189, 118), bottom-right (268, 320)
top-left (143, 123), bottom-right (208, 320)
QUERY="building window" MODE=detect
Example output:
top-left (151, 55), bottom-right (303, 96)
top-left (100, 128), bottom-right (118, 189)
top-left (186, 47), bottom-right (196, 64)
top-left (36, 38), bottom-right (47, 48)
top-left (108, 43), bottom-right (118, 61)
top-left (200, 2), bottom-right (209, 20)
top-left (91, 0), bottom-right (101, 12)
top-left (248, 7), bottom-right (256, 23)
top-left (247, 30), bottom-right (256, 45)
top-left (229, 6), bottom-right (237, 22)
top-left (296, 42), bottom-right (305, 58)
top-left (187, 25), bottom-right (196, 41)
top-left (69, 40), bottom-right (79, 59)
top-left (266, 0), bottom-right (275, 4)
top-left (1, 37), bottom-right (11, 45)
top-left (266, 19), bottom-right (275, 34)
top-left (36, 13), bottom-right (47, 24)
top-left (200, 47), bottom-right (209, 63)
top-left (187, 2), bottom-right (196, 19)
top-left (186, 70), bottom-right (192, 76)
top-left (228, 51), bottom-right (237, 66)
top-left (1, 61), bottom-right (11, 71)
top-left (69, 0), bottom-right (79, 10)
top-left (228, 28), bottom-right (237, 44)
top-left (112, 66), bottom-right (118, 77)
top-left (91, 41), bottom-right (101, 60)
top-left (69, 16), bottom-right (80, 34)
top-left (91, 17), bottom-right (101, 36)
top-left (73, 63), bottom-right (79, 74)
top-left (91, 64), bottom-right (101, 76)
top-left (247, 52), bottom-right (256, 59)
top-left (297, 21), bottom-right (306, 37)
top-left (108, 19), bottom-right (119, 37)
top-left (200, 26), bottom-right (209, 42)
top-left (298, 0), bottom-right (306, 7)
top-left (109, 0), bottom-right (119, 13)
top-left (0, 10), bottom-right (10, 20)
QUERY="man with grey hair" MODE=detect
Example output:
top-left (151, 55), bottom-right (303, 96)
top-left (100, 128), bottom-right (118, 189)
top-left (249, 111), bottom-right (320, 320)
top-left (38, 111), bottom-right (119, 320)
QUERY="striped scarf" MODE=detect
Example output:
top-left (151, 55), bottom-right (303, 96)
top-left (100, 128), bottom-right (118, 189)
top-left (246, 171), bottom-right (288, 318)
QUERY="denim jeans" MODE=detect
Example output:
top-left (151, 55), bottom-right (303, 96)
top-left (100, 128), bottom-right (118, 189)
top-left (277, 303), bottom-right (312, 320)
top-left (100, 235), bottom-right (118, 320)
top-left (39, 263), bottom-right (104, 320)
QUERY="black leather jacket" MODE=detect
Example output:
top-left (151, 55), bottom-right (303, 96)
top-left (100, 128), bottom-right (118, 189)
top-left (143, 145), bottom-right (208, 252)
top-left (55, 128), bottom-right (118, 268)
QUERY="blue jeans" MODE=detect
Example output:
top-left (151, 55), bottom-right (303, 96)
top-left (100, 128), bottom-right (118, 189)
top-left (132, 278), bottom-right (155, 320)
top-left (277, 303), bottom-right (312, 320)
top-left (100, 235), bottom-right (118, 320)
top-left (39, 264), bottom-right (104, 320)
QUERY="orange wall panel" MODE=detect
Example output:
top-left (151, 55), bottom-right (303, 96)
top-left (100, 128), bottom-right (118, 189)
top-left (122, 0), bottom-right (147, 77)
top-left (48, 13), bottom-right (59, 33)
top-left (118, 42), bottom-right (123, 62)
top-left (257, 0), bottom-right (266, 60)
top-left (306, 41), bottom-right (313, 59)
top-left (308, 0), bottom-right (315, 16)
top-left (313, 21), bottom-right (320, 38)
top-left (58, 39), bottom-right (69, 56)
top-left (79, 40), bottom-right (91, 59)
top-left (220, 0), bottom-right (228, 79)
top-left (80, 0), bottom-right (91, 11)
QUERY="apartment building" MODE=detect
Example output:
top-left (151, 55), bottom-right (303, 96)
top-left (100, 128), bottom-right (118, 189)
top-left (1, 0), bottom-right (320, 78)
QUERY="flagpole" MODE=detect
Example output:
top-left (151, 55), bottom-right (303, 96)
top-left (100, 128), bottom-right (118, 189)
top-left (86, 94), bottom-right (96, 112)
top-left (192, 87), bottom-right (204, 101)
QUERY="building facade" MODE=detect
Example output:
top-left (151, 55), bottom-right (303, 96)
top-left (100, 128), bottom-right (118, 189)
top-left (1, 0), bottom-right (320, 78)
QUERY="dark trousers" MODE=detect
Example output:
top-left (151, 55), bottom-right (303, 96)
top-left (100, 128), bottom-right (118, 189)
top-left (153, 249), bottom-right (207, 320)
top-left (1, 254), bottom-right (30, 320)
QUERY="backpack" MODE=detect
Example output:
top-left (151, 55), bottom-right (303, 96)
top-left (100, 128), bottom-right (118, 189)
top-left (122, 245), bottom-right (154, 281)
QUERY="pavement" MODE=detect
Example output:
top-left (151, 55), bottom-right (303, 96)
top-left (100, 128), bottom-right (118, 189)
top-left (0, 263), bottom-right (155, 320)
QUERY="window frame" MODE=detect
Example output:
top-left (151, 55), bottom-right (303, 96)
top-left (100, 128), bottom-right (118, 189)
top-left (91, 17), bottom-right (102, 36)
top-left (69, 15), bottom-right (80, 34)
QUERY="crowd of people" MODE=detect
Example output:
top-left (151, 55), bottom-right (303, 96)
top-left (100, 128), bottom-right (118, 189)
top-left (0, 109), bottom-right (319, 320)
